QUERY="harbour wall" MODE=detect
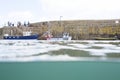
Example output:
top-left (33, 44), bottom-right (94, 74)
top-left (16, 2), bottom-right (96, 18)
top-left (0, 19), bottom-right (120, 40)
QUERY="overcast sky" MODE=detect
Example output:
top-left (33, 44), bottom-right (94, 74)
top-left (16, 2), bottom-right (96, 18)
top-left (0, 0), bottom-right (120, 26)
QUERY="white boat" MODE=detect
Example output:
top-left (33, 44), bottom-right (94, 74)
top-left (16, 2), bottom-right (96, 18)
top-left (45, 32), bottom-right (72, 40)
top-left (43, 21), bottom-right (72, 40)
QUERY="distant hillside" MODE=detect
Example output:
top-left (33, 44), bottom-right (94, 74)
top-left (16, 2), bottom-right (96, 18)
top-left (0, 19), bottom-right (120, 40)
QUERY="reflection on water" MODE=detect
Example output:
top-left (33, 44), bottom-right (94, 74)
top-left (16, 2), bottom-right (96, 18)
top-left (0, 40), bottom-right (120, 62)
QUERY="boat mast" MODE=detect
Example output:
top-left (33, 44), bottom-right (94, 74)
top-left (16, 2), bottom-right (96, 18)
top-left (10, 30), bottom-right (13, 36)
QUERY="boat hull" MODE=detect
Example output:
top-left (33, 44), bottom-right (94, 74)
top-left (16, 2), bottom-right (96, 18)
top-left (47, 37), bottom-right (72, 40)
top-left (3, 34), bottom-right (39, 40)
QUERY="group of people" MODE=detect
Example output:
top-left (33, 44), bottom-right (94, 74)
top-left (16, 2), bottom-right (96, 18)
top-left (7, 21), bottom-right (30, 27)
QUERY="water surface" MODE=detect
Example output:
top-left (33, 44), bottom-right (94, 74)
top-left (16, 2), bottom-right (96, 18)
top-left (0, 40), bottom-right (120, 80)
top-left (0, 61), bottom-right (120, 80)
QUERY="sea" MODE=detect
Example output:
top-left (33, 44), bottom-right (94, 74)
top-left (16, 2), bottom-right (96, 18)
top-left (0, 40), bottom-right (120, 80)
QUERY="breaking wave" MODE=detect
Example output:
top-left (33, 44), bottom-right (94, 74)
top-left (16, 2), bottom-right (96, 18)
top-left (0, 40), bottom-right (120, 62)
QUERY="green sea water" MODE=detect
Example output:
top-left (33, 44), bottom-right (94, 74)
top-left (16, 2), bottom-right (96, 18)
top-left (0, 61), bottom-right (120, 80)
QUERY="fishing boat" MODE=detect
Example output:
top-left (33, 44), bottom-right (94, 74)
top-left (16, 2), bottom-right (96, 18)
top-left (42, 21), bottom-right (72, 40)
top-left (3, 31), bottom-right (39, 40)
top-left (44, 32), bottom-right (72, 40)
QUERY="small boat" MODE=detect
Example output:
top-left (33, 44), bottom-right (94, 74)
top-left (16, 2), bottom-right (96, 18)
top-left (3, 31), bottom-right (39, 40)
top-left (42, 21), bottom-right (72, 40)
top-left (44, 32), bottom-right (72, 40)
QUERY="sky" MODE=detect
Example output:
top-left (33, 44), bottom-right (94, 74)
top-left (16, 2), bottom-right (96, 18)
top-left (0, 0), bottom-right (120, 27)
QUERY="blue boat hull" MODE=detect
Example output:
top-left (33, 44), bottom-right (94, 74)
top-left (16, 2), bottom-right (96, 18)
top-left (3, 34), bottom-right (39, 40)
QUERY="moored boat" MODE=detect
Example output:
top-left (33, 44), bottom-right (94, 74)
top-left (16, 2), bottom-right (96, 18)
top-left (3, 31), bottom-right (39, 40)
top-left (44, 32), bottom-right (72, 40)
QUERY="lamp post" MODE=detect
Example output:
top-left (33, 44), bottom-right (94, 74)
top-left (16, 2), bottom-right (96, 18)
top-left (60, 16), bottom-right (63, 27)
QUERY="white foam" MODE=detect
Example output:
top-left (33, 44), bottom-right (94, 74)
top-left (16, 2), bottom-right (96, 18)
top-left (0, 40), bottom-right (120, 61)
top-left (68, 44), bottom-right (90, 49)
